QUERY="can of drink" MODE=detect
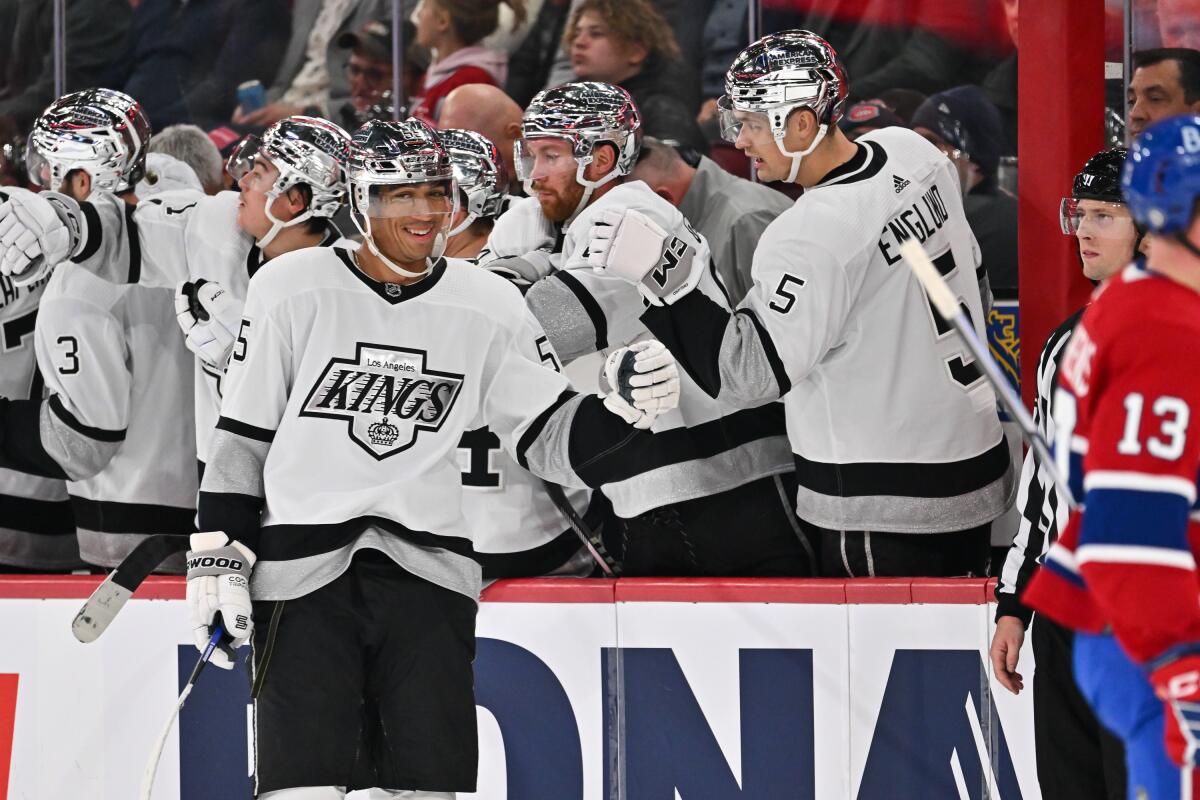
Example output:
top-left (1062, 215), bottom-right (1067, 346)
top-left (237, 80), bottom-right (266, 113)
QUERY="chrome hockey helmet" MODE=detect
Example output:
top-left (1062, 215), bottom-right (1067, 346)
top-left (347, 118), bottom-right (458, 278)
top-left (719, 30), bottom-right (848, 182)
top-left (26, 88), bottom-right (151, 193)
top-left (226, 116), bottom-right (352, 247)
top-left (517, 81), bottom-right (641, 219)
top-left (439, 128), bottom-right (507, 236)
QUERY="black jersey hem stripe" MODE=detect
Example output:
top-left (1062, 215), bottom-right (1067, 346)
top-left (334, 247), bottom-right (448, 304)
top-left (516, 389), bottom-right (576, 470)
top-left (552, 270), bottom-right (608, 351)
top-left (48, 395), bottom-right (126, 442)
top-left (73, 201), bottom-right (104, 263)
top-left (70, 496), bottom-right (196, 535)
top-left (572, 404), bottom-right (788, 486)
top-left (255, 516), bottom-right (475, 561)
top-left (215, 415), bottom-right (277, 443)
top-left (0, 493), bottom-right (75, 535)
top-left (477, 529), bottom-right (584, 579)
top-left (736, 308), bottom-right (790, 396)
top-left (793, 437), bottom-right (1010, 499)
top-left (123, 201), bottom-right (142, 285)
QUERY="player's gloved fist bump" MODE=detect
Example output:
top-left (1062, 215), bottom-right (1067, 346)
top-left (185, 531), bottom-right (256, 669)
top-left (175, 279), bottom-right (242, 369)
top-left (586, 208), bottom-right (701, 306)
top-left (599, 340), bottom-right (680, 430)
top-left (0, 188), bottom-right (82, 286)
top-left (1150, 652), bottom-right (1200, 767)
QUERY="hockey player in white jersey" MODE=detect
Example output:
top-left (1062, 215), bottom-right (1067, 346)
top-left (0, 115), bottom-right (353, 476)
top-left (440, 127), bottom-right (597, 576)
top-left (0, 265), bottom-right (76, 570)
top-left (589, 31), bottom-right (1014, 577)
top-left (0, 89), bottom-right (197, 570)
top-left (192, 118), bottom-right (679, 798)
top-left (479, 82), bottom-right (811, 577)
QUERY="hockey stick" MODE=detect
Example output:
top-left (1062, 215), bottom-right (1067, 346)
top-left (72, 534), bottom-right (191, 643)
top-left (542, 480), bottom-right (621, 576)
top-left (139, 624), bottom-right (228, 800)
top-left (899, 239), bottom-right (1079, 509)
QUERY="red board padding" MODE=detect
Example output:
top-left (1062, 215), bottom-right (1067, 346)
top-left (482, 579), bottom-right (616, 603)
top-left (613, 578), bottom-right (849, 603)
top-left (0, 576), bottom-right (998, 604)
top-left (0, 673), bottom-right (16, 800)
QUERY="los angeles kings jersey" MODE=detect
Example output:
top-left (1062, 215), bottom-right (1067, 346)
top-left (198, 248), bottom-right (634, 602)
top-left (496, 181), bottom-right (793, 518)
top-left (643, 127), bottom-right (1013, 533)
top-left (0, 269), bottom-right (76, 568)
top-left (70, 190), bottom-right (344, 465)
top-left (32, 265), bottom-right (196, 568)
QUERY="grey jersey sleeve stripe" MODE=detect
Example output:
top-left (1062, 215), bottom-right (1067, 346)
top-left (525, 271), bottom-right (607, 362)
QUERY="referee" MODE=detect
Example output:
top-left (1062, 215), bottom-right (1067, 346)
top-left (990, 147), bottom-right (1141, 800)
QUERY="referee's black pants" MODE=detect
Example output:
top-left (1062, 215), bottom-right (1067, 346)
top-left (1032, 614), bottom-right (1127, 800)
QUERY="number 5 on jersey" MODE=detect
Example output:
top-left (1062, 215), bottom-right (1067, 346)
top-left (232, 319), bottom-right (250, 363)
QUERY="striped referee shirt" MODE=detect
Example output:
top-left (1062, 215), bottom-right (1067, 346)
top-left (995, 308), bottom-right (1085, 625)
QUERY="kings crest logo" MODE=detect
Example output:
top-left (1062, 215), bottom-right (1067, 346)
top-left (300, 343), bottom-right (464, 460)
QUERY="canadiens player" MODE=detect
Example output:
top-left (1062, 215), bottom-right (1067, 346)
top-left (589, 31), bottom-right (1013, 577)
top-left (0, 89), bottom-right (197, 569)
top-left (1024, 115), bottom-right (1200, 798)
top-left (0, 115), bottom-right (352, 477)
top-left (481, 82), bottom-right (810, 578)
top-left (192, 118), bottom-right (678, 799)
top-left (990, 148), bottom-right (1136, 799)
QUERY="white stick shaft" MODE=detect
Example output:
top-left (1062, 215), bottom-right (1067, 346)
top-left (899, 240), bottom-right (1078, 509)
top-left (139, 682), bottom-right (193, 800)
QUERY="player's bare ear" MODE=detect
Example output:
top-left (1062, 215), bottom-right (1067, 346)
top-left (589, 142), bottom-right (617, 177)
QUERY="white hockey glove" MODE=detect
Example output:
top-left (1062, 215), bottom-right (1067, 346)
top-left (599, 340), bottom-right (680, 430)
top-left (0, 188), bottom-right (83, 286)
top-left (586, 208), bottom-right (703, 306)
top-left (175, 280), bottom-right (242, 370)
top-left (185, 531), bottom-right (256, 669)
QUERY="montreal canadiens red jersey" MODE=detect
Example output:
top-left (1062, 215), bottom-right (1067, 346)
top-left (1025, 263), bottom-right (1200, 665)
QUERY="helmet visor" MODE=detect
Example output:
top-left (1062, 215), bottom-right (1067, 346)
top-left (515, 137), bottom-right (578, 182)
top-left (717, 96), bottom-right (775, 146)
top-left (356, 180), bottom-right (456, 219)
top-left (1059, 197), bottom-right (1136, 238)
top-left (24, 139), bottom-right (54, 189)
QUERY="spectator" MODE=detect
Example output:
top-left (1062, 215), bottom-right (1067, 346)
top-left (697, 0), bottom-right (748, 135)
top-left (1157, 0), bottom-right (1200, 50)
top-left (147, 124), bottom-right (225, 195)
top-left (106, 0), bottom-right (288, 129)
top-left (333, 20), bottom-right (413, 130)
top-left (838, 100), bottom-right (906, 141)
top-left (234, 0), bottom-right (390, 128)
top-left (991, 148), bottom-right (1137, 800)
top-left (912, 85), bottom-right (1018, 298)
top-left (876, 88), bottom-right (928, 124)
top-left (981, 0), bottom-right (1018, 156)
top-left (1127, 47), bottom-right (1200, 139)
top-left (630, 137), bottom-right (792, 304)
top-left (506, 0), bottom-right (573, 107)
top-left (410, 0), bottom-right (526, 123)
top-left (0, 0), bottom-right (132, 133)
top-left (439, 83), bottom-right (524, 193)
top-left (561, 0), bottom-right (706, 152)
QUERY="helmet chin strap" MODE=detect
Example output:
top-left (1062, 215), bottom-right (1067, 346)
top-left (566, 161), bottom-right (622, 227)
top-left (773, 123), bottom-right (828, 184)
top-left (257, 192), bottom-right (313, 249)
top-left (448, 211), bottom-right (478, 237)
top-left (1174, 230), bottom-right (1200, 262)
top-left (350, 211), bottom-right (445, 280)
